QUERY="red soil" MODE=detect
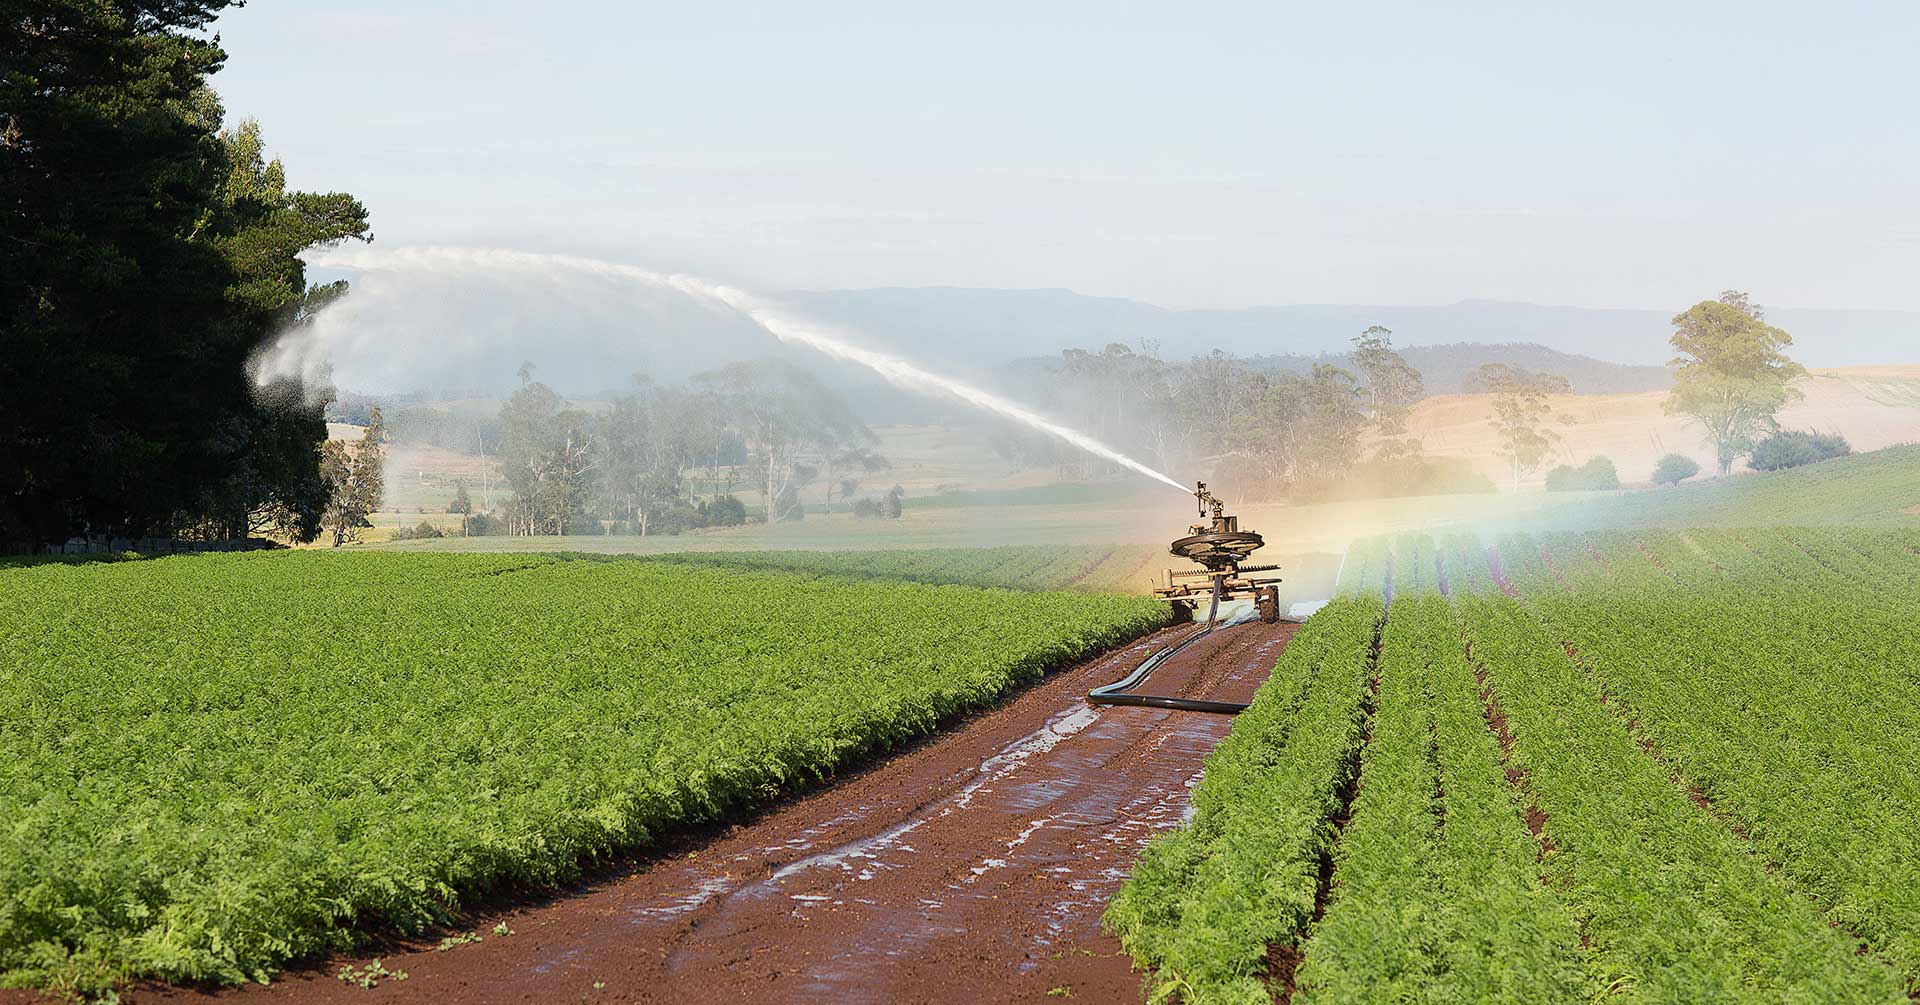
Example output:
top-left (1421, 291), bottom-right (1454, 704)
top-left (99, 619), bottom-right (1298, 1005)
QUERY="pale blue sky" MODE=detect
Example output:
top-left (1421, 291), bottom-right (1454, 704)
top-left (212, 2), bottom-right (1920, 312)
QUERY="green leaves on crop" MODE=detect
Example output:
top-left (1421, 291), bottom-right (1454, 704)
top-left (1294, 588), bottom-right (1584, 1004)
top-left (1110, 528), bottom-right (1918, 1003)
top-left (650, 544), bottom-right (1161, 594)
top-left (1105, 595), bottom-right (1382, 1004)
top-left (0, 552), bottom-right (1168, 996)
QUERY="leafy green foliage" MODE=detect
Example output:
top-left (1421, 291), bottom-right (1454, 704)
top-left (1748, 429), bottom-right (1852, 471)
top-left (1663, 292), bottom-right (1806, 475)
top-left (0, 552), bottom-right (1166, 994)
top-left (1543, 456), bottom-right (1619, 492)
top-left (695, 494), bottom-right (747, 527)
top-left (1115, 528), bottom-right (1918, 1001)
top-left (1294, 585), bottom-right (1583, 1003)
top-left (1650, 452), bottom-right (1700, 486)
top-left (321, 408), bottom-right (386, 546)
top-left (1233, 364), bottom-right (1370, 496)
top-left (1500, 528), bottom-right (1920, 993)
top-left (0, 4), bottom-right (369, 544)
top-left (336, 959), bottom-right (407, 989)
top-left (1456, 535), bottom-right (1904, 1001)
top-left (1349, 325), bottom-right (1424, 439)
top-left (1474, 364), bottom-right (1571, 487)
top-left (1104, 595), bottom-right (1382, 1003)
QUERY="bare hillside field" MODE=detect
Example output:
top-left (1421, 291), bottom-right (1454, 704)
top-left (1397, 364), bottom-right (1920, 487)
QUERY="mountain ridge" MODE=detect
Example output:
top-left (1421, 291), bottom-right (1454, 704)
top-left (782, 287), bottom-right (1920, 370)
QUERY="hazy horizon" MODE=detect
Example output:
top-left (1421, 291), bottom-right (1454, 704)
top-left (217, 2), bottom-right (1920, 315)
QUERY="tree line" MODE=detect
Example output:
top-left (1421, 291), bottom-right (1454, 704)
top-left (470, 359), bottom-right (894, 537)
top-left (2, 1), bottom-right (368, 548)
top-left (989, 327), bottom-right (1485, 501)
top-left (0, 0), bottom-right (1834, 553)
top-left (991, 292), bottom-right (1827, 498)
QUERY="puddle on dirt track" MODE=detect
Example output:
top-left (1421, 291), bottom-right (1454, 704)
top-left (134, 619), bottom-right (1300, 1005)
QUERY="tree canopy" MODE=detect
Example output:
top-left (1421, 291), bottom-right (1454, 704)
top-left (1475, 363), bottom-right (1570, 487)
top-left (696, 359), bottom-right (873, 525)
top-left (1, 1), bottom-right (369, 546)
top-left (1350, 325), bottom-right (1424, 439)
top-left (1651, 453), bottom-right (1701, 486)
top-left (1663, 291), bottom-right (1805, 475)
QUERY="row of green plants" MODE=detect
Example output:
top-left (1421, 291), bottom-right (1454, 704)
top-left (1456, 537), bottom-right (1904, 1002)
top-left (1111, 527), bottom-right (1917, 1001)
top-left (1104, 594), bottom-right (1383, 1003)
top-left (650, 544), bottom-right (1162, 593)
top-left (1502, 528), bottom-right (1920, 989)
top-left (1293, 581), bottom-right (1585, 1002)
top-left (0, 552), bottom-right (1168, 996)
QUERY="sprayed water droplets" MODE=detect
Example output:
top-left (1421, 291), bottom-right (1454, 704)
top-left (285, 246), bottom-right (1190, 493)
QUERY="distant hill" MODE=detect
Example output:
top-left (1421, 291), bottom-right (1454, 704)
top-left (783, 288), bottom-right (1920, 370)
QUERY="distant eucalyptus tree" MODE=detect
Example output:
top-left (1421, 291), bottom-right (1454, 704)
top-left (1663, 292), bottom-right (1805, 475)
top-left (321, 409), bottom-right (386, 547)
top-left (696, 360), bottom-right (874, 526)
top-left (1475, 364), bottom-right (1571, 489)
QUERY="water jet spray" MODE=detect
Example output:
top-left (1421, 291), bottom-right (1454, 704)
top-left (292, 246), bottom-right (1190, 494)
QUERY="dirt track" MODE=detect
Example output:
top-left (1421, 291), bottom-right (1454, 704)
top-left (132, 618), bottom-right (1297, 1005)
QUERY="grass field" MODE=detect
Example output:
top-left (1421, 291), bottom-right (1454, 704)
top-left (0, 552), bottom-right (1166, 996)
top-left (1110, 527), bottom-right (1920, 1002)
top-left (373, 444), bottom-right (1918, 602)
top-left (1522, 442), bottom-right (1920, 530)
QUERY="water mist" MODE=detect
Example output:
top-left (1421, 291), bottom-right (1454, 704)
top-left (290, 246), bottom-right (1191, 494)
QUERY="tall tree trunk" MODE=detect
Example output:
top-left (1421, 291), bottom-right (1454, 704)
top-left (765, 426), bottom-right (780, 526)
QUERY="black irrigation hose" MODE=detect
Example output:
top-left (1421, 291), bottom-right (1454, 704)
top-left (1087, 583), bottom-right (1262, 715)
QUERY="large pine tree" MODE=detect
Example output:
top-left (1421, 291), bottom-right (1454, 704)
top-left (1, 1), bottom-right (369, 545)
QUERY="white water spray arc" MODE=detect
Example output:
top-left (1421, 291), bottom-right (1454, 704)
top-left (297, 246), bottom-right (1191, 494)
top-left (670, 279), bottom-right (1189, 493)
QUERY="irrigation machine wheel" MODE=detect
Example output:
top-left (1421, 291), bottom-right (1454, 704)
top-left (1257, 585), bottom-right (1280, 624)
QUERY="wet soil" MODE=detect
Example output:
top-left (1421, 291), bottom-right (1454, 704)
top-left (119, 618), bottom-right (1299, 1005)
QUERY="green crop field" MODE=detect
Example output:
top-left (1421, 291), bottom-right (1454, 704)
top-left (648, 543), bottom-right (1162, 593)
top-left (0, 552), bottom-right (1167, 996)
top-left (1111, 526), bottom-right (1920, 1003)
top-left (1524, 442), bottom-right (1920, 530)
top-left (648, 545), bottom-right (1348, 610)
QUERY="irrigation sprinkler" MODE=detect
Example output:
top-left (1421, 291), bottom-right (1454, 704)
top-left (1090, 482), bottom-right (1290, 715)
top-left (1153, 482), bottom-right (1284, 626)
